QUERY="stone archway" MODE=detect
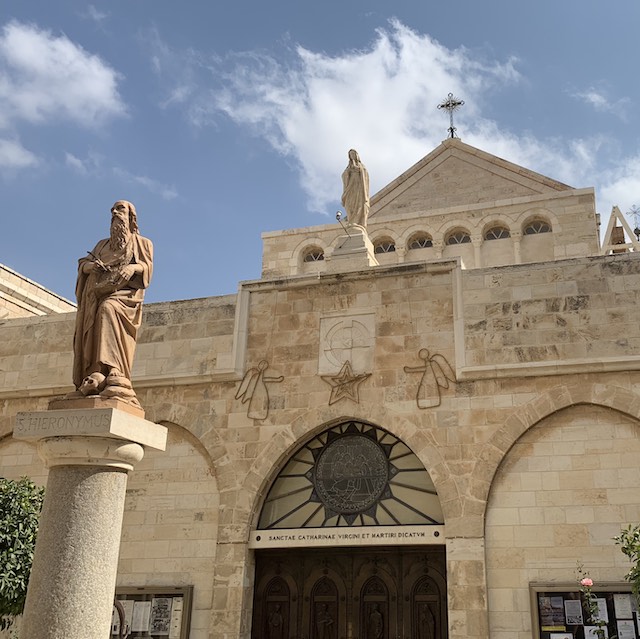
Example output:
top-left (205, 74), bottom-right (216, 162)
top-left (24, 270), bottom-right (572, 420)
top-left (250, 419), bottom-right (448, 639)
top-left (484, 402), bottom-right (640, 637)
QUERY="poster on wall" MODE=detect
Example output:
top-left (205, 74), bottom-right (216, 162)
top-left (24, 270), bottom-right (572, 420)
top-left (111, 599), bottom-right (134, 636)
top-left (539, 595), bottom-right (566, 628)
top-left (615, 594), bottom-right (634, 620)
top-left (169, 597), bottom-right (184, 639)
top-left (132, 600), bottom-right (152, 632)
top-left (531, 582), bottom-right (640, 639)
top-left (114, 586), bottom-right (192, 639)
top-left (595, 598), bottom-right (609, 623)
top-left (618, 620), bottom-right (637, 639)
top-left (150, 597), bottom-right (173, 635)
top-left (564, 599), bottom-right (584, 625)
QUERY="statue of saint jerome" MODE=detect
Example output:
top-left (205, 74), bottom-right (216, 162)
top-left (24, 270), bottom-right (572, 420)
top-left (68, 200), bottom-right (153, 406)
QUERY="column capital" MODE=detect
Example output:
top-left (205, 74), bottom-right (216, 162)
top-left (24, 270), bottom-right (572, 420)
top-left (14, 407), bottom-right (167, 470)
top-left (38, 436), bottom-right (144, 471)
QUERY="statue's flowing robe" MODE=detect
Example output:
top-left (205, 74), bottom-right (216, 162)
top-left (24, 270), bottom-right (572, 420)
top-left (341, 163), bottom-right (370, 227)
top-left (72, 235), bottom-right (153, 388)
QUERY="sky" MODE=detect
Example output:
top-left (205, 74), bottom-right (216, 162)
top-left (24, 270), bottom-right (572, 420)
top-left (0, 1), bottom-right (639, 304)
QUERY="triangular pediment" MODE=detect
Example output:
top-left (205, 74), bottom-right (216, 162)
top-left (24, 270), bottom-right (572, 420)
top-left (370, 138), bottom-right (572, 219)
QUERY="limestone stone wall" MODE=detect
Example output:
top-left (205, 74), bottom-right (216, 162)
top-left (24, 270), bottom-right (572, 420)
top-left (0, 295), bottom-right (241, 400)
top-left (370, 139), bottom-right (572, 216)
top-left (462, 254), bottom-right (640, 369)
top-left (118, 425), bottom-right (219, 638)
top-left (485, 404), bottom-right (640, 639)
top-left (2, 251), bottom-right (640, 639)
top-left (0, 436), bottom-right (48, 486)
top-left (376, 154), bottom-right (541, 212)
top-left (0, 263), bottom-right (75, 318)
top-left (0, 428), bottom-right (219, 639)
top-left (261, 189), bottom-right (598, 279)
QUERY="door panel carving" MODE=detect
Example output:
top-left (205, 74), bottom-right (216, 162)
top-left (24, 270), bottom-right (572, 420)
top-left (361, 578), bottom-right (387, 639)
top-left (311, 578), bottom-right (338, 639)
top-left (252, 547), bottom-right (447, 639)
top-left (265, 578), bottom-right (289, 639)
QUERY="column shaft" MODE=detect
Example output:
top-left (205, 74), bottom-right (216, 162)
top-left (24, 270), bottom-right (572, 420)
top-left (21, 466), bottom-right (128, 639)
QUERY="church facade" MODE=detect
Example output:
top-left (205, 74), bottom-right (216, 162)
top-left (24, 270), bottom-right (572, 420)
top-left (2, 138), bottom-right (640, 638)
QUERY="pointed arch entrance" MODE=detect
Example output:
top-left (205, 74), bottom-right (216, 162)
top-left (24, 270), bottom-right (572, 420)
top-left (251, 420), bottom-right (448, 638)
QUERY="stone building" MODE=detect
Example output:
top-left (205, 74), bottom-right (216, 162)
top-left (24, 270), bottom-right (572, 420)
top-left (2, 138), bottom-right (640, 638)
top-left (0, 262), bottom-right (75, 319)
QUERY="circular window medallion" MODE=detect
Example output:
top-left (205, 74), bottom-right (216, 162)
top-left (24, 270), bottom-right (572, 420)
top-left (258, 421), bottom-right (443, 528)
top-left (315, 435), bottom-right (388, 514)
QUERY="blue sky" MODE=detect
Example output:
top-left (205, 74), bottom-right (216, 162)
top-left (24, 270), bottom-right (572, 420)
top-left (0, 1), bottom-right (639, 303)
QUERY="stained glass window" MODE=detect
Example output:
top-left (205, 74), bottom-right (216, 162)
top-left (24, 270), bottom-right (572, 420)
top-left (258, 421), bottom-right (443, 529)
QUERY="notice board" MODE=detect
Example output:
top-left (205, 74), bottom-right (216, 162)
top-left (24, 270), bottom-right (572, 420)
top-left (111, 585), bottom-right (193, 639)
top-left (530, 582), bottom-right (639, 639)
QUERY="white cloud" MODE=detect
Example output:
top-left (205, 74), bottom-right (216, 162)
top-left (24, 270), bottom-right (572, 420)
top-left (113, 167), bottom-right (178, 201)
top-left (65, 151), bottom-right (87, 174)
top-left (0, 138), bottom-right (38, 169)
top-left (198, 21), bottom-right (533, 211)
top-left (577, 89), bottom-right (609, 111)
top-left (571, 86), bottom-right (629, 119)
top-left (83, 5), bottom-right (109, 24)
top-left (152, 20), bottom-right (636, 217)
top-left (147, 27), bottom-right (200, 110)
top-left (0, 21), bottom-right (126, 129)
top-left (599, 156), bottom-right (640, 215)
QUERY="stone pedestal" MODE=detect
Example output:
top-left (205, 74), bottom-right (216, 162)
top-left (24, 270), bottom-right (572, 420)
top-left (13, 406), bottom-right (167, 639)
top-left (327, 225), bottom-right (378, 271)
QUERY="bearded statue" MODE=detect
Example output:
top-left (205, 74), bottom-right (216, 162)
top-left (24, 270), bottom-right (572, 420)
top-left (68, 200), bottom-right (153, 407)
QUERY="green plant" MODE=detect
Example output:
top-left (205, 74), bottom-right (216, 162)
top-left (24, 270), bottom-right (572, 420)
top-left (0, 477), bottom-right (44, 631)
top-left (577, 563), bottom-right (608, 639)
top-left (614, 524), bottom-right (640, 609)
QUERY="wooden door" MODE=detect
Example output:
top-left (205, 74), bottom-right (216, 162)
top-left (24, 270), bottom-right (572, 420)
top-left (252, 546), bottom-right (447, 639)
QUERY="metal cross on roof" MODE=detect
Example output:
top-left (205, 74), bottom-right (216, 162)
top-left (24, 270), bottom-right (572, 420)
top-left (437, 92), bottom-right (465, 139)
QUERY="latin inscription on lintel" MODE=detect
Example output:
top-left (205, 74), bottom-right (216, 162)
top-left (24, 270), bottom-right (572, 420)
top-left (249, 525), bottom-right (445, 549)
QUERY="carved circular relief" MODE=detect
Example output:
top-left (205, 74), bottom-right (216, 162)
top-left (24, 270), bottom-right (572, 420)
top-left (315, 435), bottom-right (388, 514)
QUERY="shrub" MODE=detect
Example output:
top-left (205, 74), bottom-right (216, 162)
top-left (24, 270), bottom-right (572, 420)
top-left (0, 478), bottom-right (44, 630)
top-left (614, 524), bottom-right (640, 609)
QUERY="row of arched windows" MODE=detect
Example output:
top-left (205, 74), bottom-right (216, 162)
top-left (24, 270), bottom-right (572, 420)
top-left (302, 219), bottom-right (552, 262)
top-left (372, 219), bottom-right (552, 255)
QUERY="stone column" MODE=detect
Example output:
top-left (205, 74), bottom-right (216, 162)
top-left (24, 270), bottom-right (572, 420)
top-left (446, 536), bottom-right (489, 638)
top-left (512, 230), bottom-right (523, 264)
top-left (13, 405), bottom-right (167, 639)
top-left (472, 235), bottom-right (483, 268)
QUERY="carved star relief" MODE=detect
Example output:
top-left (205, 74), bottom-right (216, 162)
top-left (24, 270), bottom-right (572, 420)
top-left (321, 360), bottom-right (371, 405)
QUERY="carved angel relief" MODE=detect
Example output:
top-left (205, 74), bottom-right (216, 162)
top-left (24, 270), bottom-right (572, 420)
top-left (404, 349), bottom-right (456, 409)
top-left (235, 360), bottom-right (283, 420)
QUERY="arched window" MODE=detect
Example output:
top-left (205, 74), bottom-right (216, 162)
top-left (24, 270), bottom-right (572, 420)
top-left (258, 421), bottom-right (443, 528)
top-left (407, 233), bottom-right (433, 250)
top-left (445, 229), bottom-right (471, 245)
top-left (484, 226), bottom-right (511, 240)
top-left (373, 238), bottom-right (396, 254)
top-left (523, 220), bottom-right (552, 235)
top-left (303, 247), bottom-right (325, 262)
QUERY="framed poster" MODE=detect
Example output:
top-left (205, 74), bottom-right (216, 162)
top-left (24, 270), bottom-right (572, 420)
top-left (113, 586), bottom-right (193, 639)
top-left (530, 582), bottom-right (638, 639)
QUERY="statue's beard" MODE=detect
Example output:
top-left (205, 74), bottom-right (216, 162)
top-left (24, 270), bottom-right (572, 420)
top-left (110, 218), bottom-right (130, 251)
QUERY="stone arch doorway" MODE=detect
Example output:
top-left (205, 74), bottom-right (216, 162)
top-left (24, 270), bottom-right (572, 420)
top-left (252, 547), bottom-right (446, 639)
top-left (251, 420), bottom-right (447, 639)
